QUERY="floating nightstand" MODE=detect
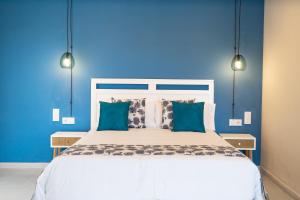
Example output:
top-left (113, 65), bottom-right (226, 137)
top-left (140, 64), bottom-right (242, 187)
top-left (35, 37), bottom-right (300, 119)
top-left (220, 133), bottom-right (256, 160)
top-left (51, 132), bottom-right (87, 158)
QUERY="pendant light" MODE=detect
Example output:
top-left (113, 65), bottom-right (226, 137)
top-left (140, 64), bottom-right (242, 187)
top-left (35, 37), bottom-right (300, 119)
top-left (60, 52), bottom-right (74, 69)
top-left (231, 0), bottom-right (246, 118)
top-left (231, 0), bottom-right (246, 71)
top-left (60, 0), bottom-right (75, 69)
top-left (60, 0), bottom-right (74, 116)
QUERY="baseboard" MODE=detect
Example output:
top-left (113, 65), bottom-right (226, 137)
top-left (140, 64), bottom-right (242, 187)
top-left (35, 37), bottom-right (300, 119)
top-left (261, 167), bottom-right (300, 200)
top-left (0, 162), bottom-right (48, 169)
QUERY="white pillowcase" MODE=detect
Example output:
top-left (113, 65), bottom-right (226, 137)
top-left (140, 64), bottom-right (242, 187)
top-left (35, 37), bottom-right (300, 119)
top-left (145, 99), bottom-right (157, 128)
top-left (203, 103), bottom-right (216, 131)
top-left (154, 100), bottom-right (163, 128)
top-left (154, 100), bottom-right (216, 131)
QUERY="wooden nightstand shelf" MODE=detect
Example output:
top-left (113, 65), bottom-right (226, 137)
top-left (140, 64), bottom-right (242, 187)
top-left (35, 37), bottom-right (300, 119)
top-left (51, 132), bottom-right (87, 158)
top-left (220, 133), bottom-right (256, 160)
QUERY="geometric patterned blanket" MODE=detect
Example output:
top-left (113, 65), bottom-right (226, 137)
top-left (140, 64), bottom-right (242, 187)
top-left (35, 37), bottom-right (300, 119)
top-left (61, 144), bottom-right (246, 157)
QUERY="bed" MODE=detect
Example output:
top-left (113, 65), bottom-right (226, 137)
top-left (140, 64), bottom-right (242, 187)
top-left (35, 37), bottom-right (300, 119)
top-left (32, 79), bottom-right (266, 200)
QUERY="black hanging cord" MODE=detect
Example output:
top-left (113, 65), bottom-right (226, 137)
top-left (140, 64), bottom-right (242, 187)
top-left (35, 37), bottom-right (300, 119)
top-left (70, 0), bottom-right (73, 116)
top-left (70, 0), bottom-right (73, 54)
top-left (67, 0), bottom-right (70, 52)
top-left (66, 0), bottom-right (73, 116)
top-left (234, 0), bottom-right (242, 55)
top-left (237, 0), bottom-right (242, 55)
top-left (234, 0), bottom-right (237, 55)
top-left (232, 71), bottom-right (236, 118)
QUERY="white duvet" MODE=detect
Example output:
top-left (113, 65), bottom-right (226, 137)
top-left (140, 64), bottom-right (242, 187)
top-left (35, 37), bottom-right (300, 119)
top-left (33, 129), bottom-right (265, 200)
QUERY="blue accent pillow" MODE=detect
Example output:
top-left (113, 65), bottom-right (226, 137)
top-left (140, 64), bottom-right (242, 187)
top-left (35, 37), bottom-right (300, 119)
top-left (172, 101), bottom-right (205, 132)
top-left (97, 101), bottom-right (130, 131)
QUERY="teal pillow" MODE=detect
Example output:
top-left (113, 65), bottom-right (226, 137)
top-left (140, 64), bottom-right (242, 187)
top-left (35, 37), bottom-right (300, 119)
top-left (172, 101), bottom-right (205, 132)
top-left (97, 101), bottom-right (130, 131)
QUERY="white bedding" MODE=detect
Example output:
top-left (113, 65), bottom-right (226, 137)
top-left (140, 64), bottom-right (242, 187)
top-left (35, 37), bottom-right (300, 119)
top-left (33, 129), bottom-right (265, 200)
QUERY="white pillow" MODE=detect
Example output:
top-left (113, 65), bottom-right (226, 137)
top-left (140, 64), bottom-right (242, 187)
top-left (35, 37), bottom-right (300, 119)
top-left (154, 100), bottom-right (216, 131)
top-left (145, 99), bottom-right (156, 128)
top-left (154, 100), bottom-right (163, 128)
top-left (203, 103), bottom-right (216, 131)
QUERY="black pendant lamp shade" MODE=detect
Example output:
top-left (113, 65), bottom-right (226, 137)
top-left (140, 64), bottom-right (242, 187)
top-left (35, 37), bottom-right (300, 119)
top-left (231, 54), bottom-right (246, 71)
top-left (60, 52), bottom-right (75, 68)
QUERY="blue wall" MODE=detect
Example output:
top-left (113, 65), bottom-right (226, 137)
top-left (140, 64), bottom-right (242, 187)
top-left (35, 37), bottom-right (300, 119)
top-left (0, 0), bottom-right (264, 164)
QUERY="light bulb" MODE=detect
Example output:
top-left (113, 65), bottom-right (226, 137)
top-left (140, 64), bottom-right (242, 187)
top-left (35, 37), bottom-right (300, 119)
top-left (62, 57), bottom-right (71, 67)
top-left (234, 60), bottom-right (242, 69)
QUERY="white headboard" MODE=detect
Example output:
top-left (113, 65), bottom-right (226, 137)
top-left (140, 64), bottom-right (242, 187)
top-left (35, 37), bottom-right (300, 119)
top-left (90, 78), bottom-right (214, 131)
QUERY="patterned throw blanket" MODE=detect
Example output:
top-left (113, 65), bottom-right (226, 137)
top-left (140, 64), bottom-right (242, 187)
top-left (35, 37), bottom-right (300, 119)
top-left (62, 144), bottom-right (245, 157)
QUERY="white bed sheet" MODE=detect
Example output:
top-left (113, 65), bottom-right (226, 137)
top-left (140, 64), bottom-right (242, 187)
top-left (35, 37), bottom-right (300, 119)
top-left (33, 129), bottom-right (265, 200)
top-left (76, 128), bottom-right (226, 146)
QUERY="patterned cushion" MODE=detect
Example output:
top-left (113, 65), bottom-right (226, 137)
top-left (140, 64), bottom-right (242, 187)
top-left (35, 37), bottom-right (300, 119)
top-left (161, 99), bottom-right (195, 129)
top-left (111, 98), bottom-right (146, 128)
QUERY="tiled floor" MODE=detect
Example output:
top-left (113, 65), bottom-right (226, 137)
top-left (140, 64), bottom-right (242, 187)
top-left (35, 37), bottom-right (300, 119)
top-left (0, 168), bottom-right (42, 200)
top-left (0, 168), bottom-right (296, 200)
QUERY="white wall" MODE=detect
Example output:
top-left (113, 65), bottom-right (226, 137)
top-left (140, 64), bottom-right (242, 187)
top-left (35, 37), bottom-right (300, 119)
top-left (262, 0), bottom-right (300, 197)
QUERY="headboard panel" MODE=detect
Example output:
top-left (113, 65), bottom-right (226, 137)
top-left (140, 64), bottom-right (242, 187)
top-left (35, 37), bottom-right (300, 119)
top-left (90, 78), bottom-right (214, 131)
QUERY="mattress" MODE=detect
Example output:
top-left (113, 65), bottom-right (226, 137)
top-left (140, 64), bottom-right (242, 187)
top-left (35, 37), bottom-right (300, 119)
top-left (33, 129), bottom-right (265, 200)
